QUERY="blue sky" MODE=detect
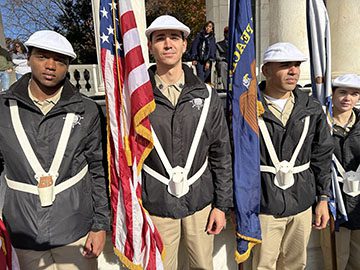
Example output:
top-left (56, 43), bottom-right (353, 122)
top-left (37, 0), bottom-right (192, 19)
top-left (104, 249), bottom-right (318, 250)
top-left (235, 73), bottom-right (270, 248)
top-left (0, 0), bottom-right (13, 38)
top-left (0, 0), bottom-right (62, 40)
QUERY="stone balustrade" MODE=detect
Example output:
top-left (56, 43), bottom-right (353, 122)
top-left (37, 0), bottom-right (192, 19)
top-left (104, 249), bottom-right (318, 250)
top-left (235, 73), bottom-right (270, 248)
top-left (67, 64), bottom-right (104, 96)
top-left (7, 64), bottom-right (105, 96)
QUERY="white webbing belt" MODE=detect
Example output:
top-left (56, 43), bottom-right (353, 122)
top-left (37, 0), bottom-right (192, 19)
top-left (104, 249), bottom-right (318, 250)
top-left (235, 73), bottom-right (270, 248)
top-left (143, 159), bottom-right (208, 187)
top-left (8, 100), bottom-right (88, 204)
top-left (5, 165), bottom-right (88, 195)
top-left (333, 154), bottom-right (360, 197)
top-left (259, 116), bottom-right (311, 190)
top-left (260, 163), bottom-right (310, 174)
top-left (143, 84), bottom-right (212, 197)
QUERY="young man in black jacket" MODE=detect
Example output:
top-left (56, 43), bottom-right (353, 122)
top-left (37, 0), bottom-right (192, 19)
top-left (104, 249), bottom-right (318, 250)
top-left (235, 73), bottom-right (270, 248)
top-left (143, 15), bottom-right (232, 269)
top-left (252, 42), bottom-right (333, 269)
top-left (0, 30), bottom-right (110, 270)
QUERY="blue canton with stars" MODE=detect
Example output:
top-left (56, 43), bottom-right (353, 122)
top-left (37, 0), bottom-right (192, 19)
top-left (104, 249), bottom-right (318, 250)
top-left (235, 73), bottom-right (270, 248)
top-left (100, 0), bottom-right (124, 57)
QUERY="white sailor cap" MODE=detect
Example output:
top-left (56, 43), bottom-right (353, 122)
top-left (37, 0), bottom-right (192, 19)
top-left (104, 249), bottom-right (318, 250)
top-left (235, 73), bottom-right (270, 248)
top-left (145, 15), bottom-right (190, 39)
top-left (25, 30), bottom-right (76, 60)
top-left (333, 74), bottom-right (360, 89)
top-left (263, 42), bottom-right (307, 64)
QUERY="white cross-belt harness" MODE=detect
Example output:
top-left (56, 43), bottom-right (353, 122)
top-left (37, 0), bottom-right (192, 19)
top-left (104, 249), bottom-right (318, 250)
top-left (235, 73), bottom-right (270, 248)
top-left (259, 116), bottom-right (311, 190)
top-left (6, 100), bottom-right (88, 207)
top-left (333, 155), bottom-right (360, 197)
top-left (143, 84), bottom-right (212, 198)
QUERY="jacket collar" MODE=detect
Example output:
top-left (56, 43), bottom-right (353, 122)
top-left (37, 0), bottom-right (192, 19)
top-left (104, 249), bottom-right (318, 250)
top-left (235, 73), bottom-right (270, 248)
top-left (354, 107), bottom-right (360, 124)
top-left (334, 107), bottom-right (360, 137)
top-left (3, 73), bottom-right (85, 115)
top-left (148, 63), bottom-right (209, 106)
top-left (259, 81), bottom-right (316, 125)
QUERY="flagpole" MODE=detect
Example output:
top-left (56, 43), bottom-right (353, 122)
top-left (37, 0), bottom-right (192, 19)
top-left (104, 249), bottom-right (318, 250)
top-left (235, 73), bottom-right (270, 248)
top-left (321, 1), bottom-right (337, 269)
top-left (329, 215), bottom-right (337, 270)
top-left (100, 0), bottom-right (161, 267)
top-left (230, 0), bottom-right (262, 266)
top-left (306, 0), bottom-right (338, 267)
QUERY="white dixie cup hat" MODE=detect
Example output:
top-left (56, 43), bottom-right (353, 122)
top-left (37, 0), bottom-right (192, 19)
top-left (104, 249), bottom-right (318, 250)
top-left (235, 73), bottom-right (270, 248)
top-left (145, 15), bottom-right (191, 39)
top-left (263, 42), bottom-right (307, 64)
top-left (333, 74), bottom-right (360, 89)
top-left (25, 30), bottom-right (76, 60)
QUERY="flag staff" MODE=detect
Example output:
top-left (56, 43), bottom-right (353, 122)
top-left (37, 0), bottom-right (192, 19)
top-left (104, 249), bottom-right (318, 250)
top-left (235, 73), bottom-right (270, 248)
top-left (329, 215), bottom-right (337, 270)
top-left (306, 0), bottom-right (339, 269)
top-left (228, 0), bottom-right (262, 267)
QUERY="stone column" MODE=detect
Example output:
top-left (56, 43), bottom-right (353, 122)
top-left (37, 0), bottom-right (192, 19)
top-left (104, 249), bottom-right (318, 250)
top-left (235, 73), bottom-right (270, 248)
top-left (327, 0), bottom-right (360, 77)
top-left (255, 0), bottom-right (270, 79)
top-left (257, 0), bottom-right (310, 85)
top-left (206, 0), bottom-right (229, 41)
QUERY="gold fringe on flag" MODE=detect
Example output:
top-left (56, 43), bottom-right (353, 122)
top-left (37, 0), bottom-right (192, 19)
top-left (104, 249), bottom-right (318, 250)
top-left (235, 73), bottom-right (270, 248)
top-left (234, 232), bottom-right (262, 263)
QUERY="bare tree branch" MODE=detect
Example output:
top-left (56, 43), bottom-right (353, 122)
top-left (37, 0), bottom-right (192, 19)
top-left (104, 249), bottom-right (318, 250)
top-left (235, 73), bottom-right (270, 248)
top-left (0, 0), bottom-right (65, 40)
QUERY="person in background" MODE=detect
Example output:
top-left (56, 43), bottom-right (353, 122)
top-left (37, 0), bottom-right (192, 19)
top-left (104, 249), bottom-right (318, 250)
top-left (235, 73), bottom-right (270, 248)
top-left (0, 44), bottom-right (13, 91)
top-left (321, 74), bottom-right (360, 270)
top-left (11, 40), bottom-right (31, 80)
top-left (215, 26), bottom-right (229, 89)
top-left (0, 30), bottom-right (110, 270)
top-left (253, 42), bottom-right (333, 270)
top-left (190, 21), bottom-right (216, 83)
top-left (143, 15), bottom-right (232, 269)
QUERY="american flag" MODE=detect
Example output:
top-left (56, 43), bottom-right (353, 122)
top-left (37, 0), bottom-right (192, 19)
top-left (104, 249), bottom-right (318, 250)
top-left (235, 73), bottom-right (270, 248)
top-left (99, 0), bottom-right (164, 268)
top-left (0, 219), bottom-right (20, 270)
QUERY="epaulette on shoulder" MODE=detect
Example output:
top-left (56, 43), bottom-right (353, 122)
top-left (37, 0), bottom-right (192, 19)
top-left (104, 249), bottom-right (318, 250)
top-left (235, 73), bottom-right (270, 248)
top-left (80, 93), bottom-right (93, 101)
top-left (80, 93), bottom-right (104, 104)
top-left (298, 85), bottom-right (312, 96)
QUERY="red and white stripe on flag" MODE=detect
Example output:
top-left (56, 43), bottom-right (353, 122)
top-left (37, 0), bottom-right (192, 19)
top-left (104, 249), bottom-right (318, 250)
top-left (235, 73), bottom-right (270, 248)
top-left (99, 0), bottom-right (164, 269)
top-left (0, 219), bottom-right (20, 270)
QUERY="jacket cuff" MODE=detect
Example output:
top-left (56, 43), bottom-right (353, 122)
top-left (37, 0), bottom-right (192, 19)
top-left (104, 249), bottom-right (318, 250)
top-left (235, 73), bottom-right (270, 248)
top-left (318, 195), bottom-right (330, 202)
top-left (91, 222), bottom-right (111, 232)
top-left (215, 206), bottom-right (232, 214)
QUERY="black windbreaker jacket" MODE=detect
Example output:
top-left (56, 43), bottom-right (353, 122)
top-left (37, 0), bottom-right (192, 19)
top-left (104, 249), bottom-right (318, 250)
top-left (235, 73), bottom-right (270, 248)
top-left (0, 74), bottom-right (110, 250)
top-left (259, 85), bottom-right (333, 217)
top-left (142, 64), bottom-right (233, 218)
top-left (333, 108), bottom-right (360, 230)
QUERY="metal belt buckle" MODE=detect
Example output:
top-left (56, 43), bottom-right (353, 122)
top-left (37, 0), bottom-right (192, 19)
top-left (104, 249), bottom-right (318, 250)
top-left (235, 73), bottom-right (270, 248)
top-left (37, 175), bottom-right (54, 207)
top-left (344, 171), bottom-right (360, 193)
top-left (168, 166), bottom-right (189, 198)
top-left (275, 161), bottom-right (294, 190)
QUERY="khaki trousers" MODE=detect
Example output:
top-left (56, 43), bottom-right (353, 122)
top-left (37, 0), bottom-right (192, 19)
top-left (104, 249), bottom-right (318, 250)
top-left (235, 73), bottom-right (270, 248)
top-left (15, 235), bottom-right (97, 270)
top-left (252, 207), bottom-right (312, 270)
top-left (320, 226), bottom-right (360, 270)
top-left (150, 205), bottom-right (214, 270)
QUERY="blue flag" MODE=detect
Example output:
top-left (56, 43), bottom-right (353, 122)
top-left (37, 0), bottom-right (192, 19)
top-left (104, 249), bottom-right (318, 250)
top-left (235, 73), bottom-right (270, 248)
top-left (228, 0), bottom-right (262, 263)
